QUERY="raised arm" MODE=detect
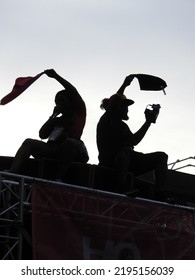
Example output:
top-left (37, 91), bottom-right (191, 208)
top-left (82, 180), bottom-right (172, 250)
top-left (44, 69), bottom-right (85, 112)
top-left (116, 75), bottom-right (134, 96)
top-left (44, 69), bottom-right (77, 92)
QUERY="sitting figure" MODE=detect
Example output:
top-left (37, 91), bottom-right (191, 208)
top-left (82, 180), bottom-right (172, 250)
top-left (9, 69), bottom-right (89, 181)
top-left (96, 74), bottom-right (168, 196)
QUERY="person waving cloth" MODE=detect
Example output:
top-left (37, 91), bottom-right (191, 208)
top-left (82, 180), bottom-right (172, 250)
top-left (9, 69), bottom-right (89, 181)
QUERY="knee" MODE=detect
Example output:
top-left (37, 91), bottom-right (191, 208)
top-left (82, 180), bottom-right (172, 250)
top-left (158, 152), bottom-right (168, 164)
top-left (22, 138), bottom-right (35, 147)
top-left (20, 138), bottom-right (39, 153)
top-left (162, 152), bottom-right (168, 162)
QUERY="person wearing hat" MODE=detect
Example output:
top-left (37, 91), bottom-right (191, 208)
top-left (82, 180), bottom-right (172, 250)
top-left (9, 69), bottom-right (89, 181)
top-left (96, 75), bottom-right (168, 196)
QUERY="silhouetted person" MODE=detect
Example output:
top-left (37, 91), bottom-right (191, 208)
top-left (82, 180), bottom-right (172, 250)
top-left (9, 69), bottom-right (89, 181)
top-left (96, 75), bottom-right (168, 195)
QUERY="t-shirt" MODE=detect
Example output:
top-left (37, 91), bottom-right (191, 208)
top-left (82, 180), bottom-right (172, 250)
top-left (96, 112), bottom-right (133, 167)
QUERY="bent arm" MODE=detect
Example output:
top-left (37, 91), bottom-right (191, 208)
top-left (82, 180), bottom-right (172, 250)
top-left (44, 69), bottom-right (85, 109)
top-left (131, 121), bottom-right (151, 146)
top-left (39, 117), bottom-right (56, 139)
top-left (116, 75), bottom-right (134, 96)
top-left (44, 69), bottom-right (77, 92)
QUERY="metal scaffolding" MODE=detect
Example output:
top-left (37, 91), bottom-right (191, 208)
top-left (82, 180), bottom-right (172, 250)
top-left (1, 163), bottom-right (195, 260)
top-left (168, 156), bottom-right (195, 171)
top-left (0, 171), bottom-right (32, 260)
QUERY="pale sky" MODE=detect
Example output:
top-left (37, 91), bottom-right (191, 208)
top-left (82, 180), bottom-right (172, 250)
top-left (0, 0), bottom-right (195, 174)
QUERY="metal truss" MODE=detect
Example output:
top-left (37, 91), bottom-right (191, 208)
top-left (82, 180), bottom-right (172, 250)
top-left (1, 167), bottom-right (195, 260)
top-left (168, 156), bottom-right (195, 171)
top-left (0, 171), bottom-right (32, 260)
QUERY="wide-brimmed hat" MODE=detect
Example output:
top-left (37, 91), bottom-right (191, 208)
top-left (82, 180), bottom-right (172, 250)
top-left (110, 93), bottom-right (134, 106)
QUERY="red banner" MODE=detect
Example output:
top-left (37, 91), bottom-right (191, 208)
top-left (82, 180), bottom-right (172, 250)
top-left (0, 72), bottom-right (44, 105)
top-left (32, 183), bottom-right (195, 260)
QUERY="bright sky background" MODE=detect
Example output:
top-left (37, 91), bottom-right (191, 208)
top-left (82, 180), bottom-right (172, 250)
top-left (0, 0), bottom-right (195, 174)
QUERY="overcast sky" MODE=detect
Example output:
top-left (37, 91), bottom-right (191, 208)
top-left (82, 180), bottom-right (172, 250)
top-left (0, 0), bottom-right (195, 174)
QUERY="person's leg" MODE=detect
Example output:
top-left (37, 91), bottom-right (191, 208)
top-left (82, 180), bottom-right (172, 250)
top-left (114, 146), bottom-right (130, 186)
top-left (129, 151), bottom-right (168, 188)
top-left (56, 138), bottom-right (89, 181)
top-left (76, 140), bottom-right (89, 164)
top-left (55, 139), bottom-right (78, 181)
top-left (113, 147), bottom-right (138, 194)
top-left (153, 152), bottom-right (168, 189)
top-left (9, 138), bottom-right (54, 173)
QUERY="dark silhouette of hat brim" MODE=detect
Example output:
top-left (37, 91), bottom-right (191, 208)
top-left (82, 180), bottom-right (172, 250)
top-left (123, 99), bottom-right (135, 106)
top-left (110, 93), bottom-right (134, 106)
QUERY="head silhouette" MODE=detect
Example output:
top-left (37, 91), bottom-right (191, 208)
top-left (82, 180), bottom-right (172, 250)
top-left (54, 90), bottom-right (72, 115)
top-left (100, 93), bottom-right (134, 120)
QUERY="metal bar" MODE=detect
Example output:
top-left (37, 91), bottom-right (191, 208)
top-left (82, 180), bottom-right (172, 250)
top-left (174, 164), bottom-right (195, 171)
top-left (2, 241), bottom-right (19, 260)
top-left (168, 156), bottom-right (195, 170)
top-left (0, 202), bottom-right (19, 217)
top-left (17, 177), bottom-right (25, 260)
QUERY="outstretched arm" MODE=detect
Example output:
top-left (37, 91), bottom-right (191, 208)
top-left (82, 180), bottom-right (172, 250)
top-left (44, 69), bottom-right (77, 92)
top-left (116, 75), bottom-right (134, 96)
top-left (44, 69), bottom-right (85, 112)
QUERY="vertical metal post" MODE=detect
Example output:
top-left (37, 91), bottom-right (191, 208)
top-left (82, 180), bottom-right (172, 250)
top-left (0, 173), bottom-right (3, 209)
top-left (17, 177), bottom-right (25, 260)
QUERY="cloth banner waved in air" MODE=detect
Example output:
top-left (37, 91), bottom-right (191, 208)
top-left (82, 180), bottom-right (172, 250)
top-left (134, 74), bottom-right (167, 94)
top-left (0, 72), bottom-right (44, 105)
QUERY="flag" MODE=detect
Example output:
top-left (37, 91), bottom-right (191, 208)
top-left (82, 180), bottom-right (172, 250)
top-left (0, 72), bottom-right (44, 105)
top-left (134, 74), bottom-right (167, 94)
